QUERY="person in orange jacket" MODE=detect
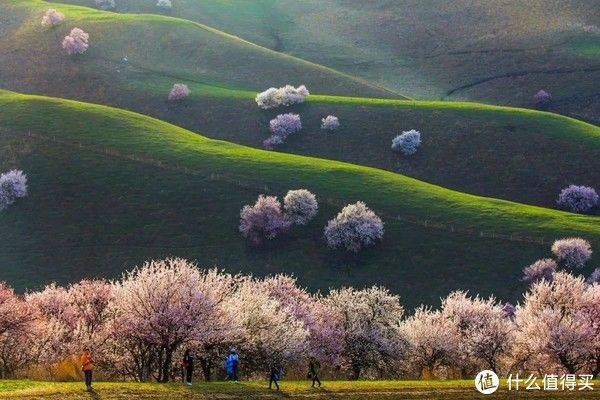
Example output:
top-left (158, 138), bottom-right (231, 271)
top-left (80, 348), bottom-right (94, 391)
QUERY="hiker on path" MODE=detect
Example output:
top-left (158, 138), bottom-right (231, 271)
top-left (269, 364), bottom-right (282, 390)
top-left (183, 349), bottom-right (194, 386)
top-left (308, 356), bottom-right (321, 388)
top-left (80, 348), bottom-right (94, 391)
top-left (225, 349), bottom-right (239, 382)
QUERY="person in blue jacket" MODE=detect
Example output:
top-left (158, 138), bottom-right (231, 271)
top-left (224, 349), bottom-right (239, 382)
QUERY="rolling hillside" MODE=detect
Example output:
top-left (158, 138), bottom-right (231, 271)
top-left (0, 90), bottom-right (598, 308)
top-left (54, 0), bottom-right (600, 123)
top-left (0, 0), bottom-right (398, 99)
top-left (1, 1), bottom-right (599, 208)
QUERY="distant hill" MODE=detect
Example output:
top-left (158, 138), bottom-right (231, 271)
top-left (1, 1), bottom-right (599, 208)
top-left (51, 0), bottom-right (600, 123)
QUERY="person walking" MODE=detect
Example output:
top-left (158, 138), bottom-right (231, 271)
top-left (308, 356), bottom-right (321, 388)
top-left (225, 349), bottom-right (239, 382)
top-left (80, 348), bottom-right (94, 391)
top-left (269, 364), bottom-right (282, 390)
top-left (183, 349), bottom-right (194, 386)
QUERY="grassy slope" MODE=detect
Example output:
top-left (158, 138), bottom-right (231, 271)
top-left (1, 1), bottom-right (600, 208)
top-left (0, 90), bottom-right (599, 308)
top-left (54, 0), bottom-right (600, 122)
top-left (1, 380), bottom-right (598, 399)
top-left (0, 0), bottom-right (399, 98)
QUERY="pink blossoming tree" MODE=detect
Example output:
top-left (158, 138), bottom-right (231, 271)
top-left (62, 28), bottom-right (89, 55)
top-left (41, 9), bottom-right (65, 27)
top-left (239, 195), bottom-right (291, 245)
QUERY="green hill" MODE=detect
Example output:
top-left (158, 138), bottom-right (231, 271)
top-left (0, 90), bottom-right (598, 308)
top-left (53, 0), bottom-right (600, 123)
top-left (2, 1), bottom-right (599, 208)
top-left (0, 0), bottom-right (398, 99)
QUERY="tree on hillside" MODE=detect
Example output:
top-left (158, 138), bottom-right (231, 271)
top-left (533, 90), bottom-right (552, 110)
top-left (328, 286), bottom-right (406, 379)
top-left (239, 195), bottom-right (291, 245)
top-left (255, 85), bottom-right (309, 109)
top-left (41, 9), bottom-right (65, 28)
top-left (521, 258), bottom-right (557, 284)
top-left (587, 268), bottom-right (600, 284)
top-left (321, 115), bottom-right (340, 131)
top-left (156, 0), bottom-right (172, 9)
top-left (62, 28), bottom-right (89, 55)
top-left (95, 0), bottom-right (116, 10)
top-left (264, 113), bottom-right (302, 148)
top-left (557, 184), bottom-right (599, 213)
top-left (0, 170), bottom-right (27, 210)
top-left (324, 201), bottom-right (384, 252)
top-left (167, 83), bottom-right (190, 101)
top-left (283, 189), bottom-right (318, 225)
top-left (392, 130), bottom-right (421, 155)
top-left (551, 238), bottom-right (592, 269)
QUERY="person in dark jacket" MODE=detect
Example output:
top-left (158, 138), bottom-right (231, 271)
top-left (183, 349), bottom-right (194, 386)
top-left (269, 365), bottom-right (282, 390)
top-left (308, 356), bottom-right (321, 388)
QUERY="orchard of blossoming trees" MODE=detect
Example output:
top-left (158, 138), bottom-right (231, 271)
top-left (1, 257), bottom-right (598, 381)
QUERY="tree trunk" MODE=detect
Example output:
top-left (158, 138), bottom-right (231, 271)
top-left (160, 347), bottom-right (174, 383)
top-left (156, 348), bottom-right (164, 382)
top-left (351, 362), bottom-right (361, 380)
top-left (200, 358), bottom-right (212, 381)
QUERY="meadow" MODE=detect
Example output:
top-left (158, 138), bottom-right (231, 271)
top-left (1, 380), bottom-right (599, 400)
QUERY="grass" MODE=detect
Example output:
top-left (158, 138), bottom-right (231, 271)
top-left (1, 1), bottom-right (600, 208)
top-left (0, 90), bottom-right (599, 308)
top-left (51, 0), bottom-right (600, 122)
top-left (0, 379), bottom-right (598, 399)
top-left (1, 0), bottom-right (399, 98)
